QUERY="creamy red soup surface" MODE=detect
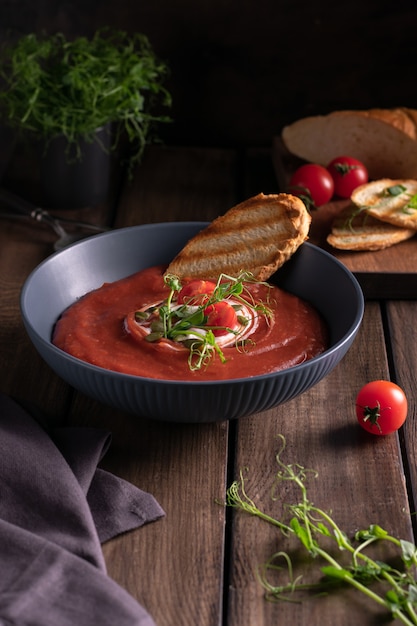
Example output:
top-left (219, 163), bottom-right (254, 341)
top-left (52, 265), bottom-right (328, 381)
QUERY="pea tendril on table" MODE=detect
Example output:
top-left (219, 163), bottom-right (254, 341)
top-left (225, 435), bottom-right (417, 625)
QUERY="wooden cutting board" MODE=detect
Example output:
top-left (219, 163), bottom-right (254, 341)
top-left (272, 136), bottom-right (417, 299)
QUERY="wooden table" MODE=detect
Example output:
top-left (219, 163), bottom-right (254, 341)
top-left (1, 144), bottom-right (417, 625)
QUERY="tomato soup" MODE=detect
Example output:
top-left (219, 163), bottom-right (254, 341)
top-left (52, 266), bottom-right (328, 381)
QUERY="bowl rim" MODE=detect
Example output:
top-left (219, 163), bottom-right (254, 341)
top-left (20, 222), bottom-right (365, 387)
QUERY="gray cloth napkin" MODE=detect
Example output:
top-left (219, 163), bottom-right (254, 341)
top-left (0, 393), bottom-right (164, 626)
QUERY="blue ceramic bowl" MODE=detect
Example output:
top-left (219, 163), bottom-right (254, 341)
top-left (20, 222), bottom-right (364, 423)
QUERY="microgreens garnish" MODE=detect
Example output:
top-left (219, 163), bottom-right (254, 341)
top-left (135, 272), bottom-right (272, 371)
top-left (224, 435), bottom-right (417, 625)
top-left (235, 338), bottom-right (256, 354)
top-left (186, 331), bottom-right (226, 371)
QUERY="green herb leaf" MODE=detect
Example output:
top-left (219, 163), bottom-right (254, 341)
top-left (321, 566), bottom-right (353, 581)
top-left (406, 194), bottom-right (417, 208)
top-left (404, 193), bottom-right (417, 214)
top-left (316, 522), bottom-right (332, 537)
top-left (401, 539), bottom-right (417, 567)
top-left (407, 584), bottom-right (417, 603)
top-left (385, 589), bottom-right (401, 611)
top-left (385, 184), bottom-right (407, 197)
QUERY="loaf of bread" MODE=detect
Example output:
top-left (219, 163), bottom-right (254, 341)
top-left (164, 193), bottom-right (310, 281)
top-left (282, 108), bottom-right (417, 179)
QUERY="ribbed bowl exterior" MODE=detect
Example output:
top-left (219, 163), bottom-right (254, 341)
top-left (21, 223), bottom-right (364, 423)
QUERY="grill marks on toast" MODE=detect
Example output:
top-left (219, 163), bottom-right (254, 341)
top-left (165, 193), bottom-right (310, 281)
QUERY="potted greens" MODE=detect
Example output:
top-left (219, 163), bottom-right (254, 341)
top-left (0, 29), bottom-right (172, 208)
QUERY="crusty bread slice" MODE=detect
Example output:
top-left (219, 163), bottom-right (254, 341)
top-left (164, 193), bottom-right (311, 281)
top-left (281, 108), bottom-right (417, 179)
top-left (327, 203), bottom-right (416, 251)
top-left (351, 178), bottom-right (417, 230)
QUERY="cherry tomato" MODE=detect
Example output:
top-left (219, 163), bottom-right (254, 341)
top-left (356, 380), bottom-right (408, 436)
top-left (327, 156), bottom-right (368, 198)
top-left (289, 164), bottom-right (334, 208)
top-left (204, 301), bottom-right (237, 336)
top-left (177, 280), bottom-right (216, 305)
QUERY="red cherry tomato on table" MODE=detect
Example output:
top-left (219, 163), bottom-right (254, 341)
top-left (204, 301), bottom-right (237, 336)
top-left (177, 280), bottom-right (216, 305)
top-left (356, 380), bottom-right (408, 436)
top-left (327, 156), bottom-right (368, 198)
top-left (289, 164), bottom-right (334, 209)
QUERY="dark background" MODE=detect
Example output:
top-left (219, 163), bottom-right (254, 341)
top-left (1, 0), bottom-right (416, 149)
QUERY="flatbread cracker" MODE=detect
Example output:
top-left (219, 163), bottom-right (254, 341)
top-left (351, 179), bottom-right (417, 230)
top-left (327, 203), bottom-right (416, 251)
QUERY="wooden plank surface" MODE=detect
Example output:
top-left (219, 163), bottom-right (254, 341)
top-left (387, 300), bottom-right (417, 513)
top-left (68, 395), bottom-right (229, 626)
top-left (0, 215), bottom-right (74, 419)
top-left (272, 137), bottom-right (417, 299)
top-left (228, 302), bottom-right (414, 625)
top-left (115, 145), bottom-right (239, 226)
top-left (0, 145), bottom-right (415, 626)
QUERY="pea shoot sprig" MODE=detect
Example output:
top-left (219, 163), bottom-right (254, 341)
top-left (135, 272), bottom-right (272, 371)
top-left (225, 435), bottom-right (417, 625)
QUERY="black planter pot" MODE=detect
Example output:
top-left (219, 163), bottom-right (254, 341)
top-left (40, 124), bottom-right (112, 210)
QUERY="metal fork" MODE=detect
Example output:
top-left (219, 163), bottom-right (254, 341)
top-left (0, 187), bottom-right (109, 250)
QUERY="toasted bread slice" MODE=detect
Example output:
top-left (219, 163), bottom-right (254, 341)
top-left (351, 179), bottom-right (417, 230)
top-left (164, 193), bottom-right (311, 281)
top-left (327, 203), bottom-right (416, 251)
